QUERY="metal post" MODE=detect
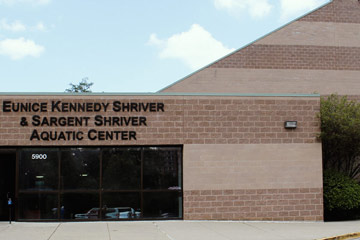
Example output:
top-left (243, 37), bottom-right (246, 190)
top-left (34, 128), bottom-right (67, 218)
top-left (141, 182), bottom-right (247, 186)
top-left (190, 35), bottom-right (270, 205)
top-left (7, 194), bottom-right (12, 224)
top-left (9, 205), bottom-right (11, 224)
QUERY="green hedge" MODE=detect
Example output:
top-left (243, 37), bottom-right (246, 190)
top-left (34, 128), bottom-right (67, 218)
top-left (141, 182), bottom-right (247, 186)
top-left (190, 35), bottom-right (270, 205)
top-left (324, 170), bottom-right (360, 220)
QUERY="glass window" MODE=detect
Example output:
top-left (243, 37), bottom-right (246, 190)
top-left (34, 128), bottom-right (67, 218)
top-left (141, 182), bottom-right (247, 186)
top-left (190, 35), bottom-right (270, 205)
top-left (102, 192), bottom-right (141, 219)
top-left (143, 192), bottom-right (182, 218)
top-left (16, 146), bottom-right (183, 221)
top-left (60, 148), bottom-right (100, 190)
top-left (143, 147), bottom-right (182, 190)
top-left (18, 193), bottom-right (58, 220)
top-left (60, 193), bottom-right (100, 220)
top-left (102, 148), bottom-right (141, 190)
top-left (19, 149), bottom-right (59, 191)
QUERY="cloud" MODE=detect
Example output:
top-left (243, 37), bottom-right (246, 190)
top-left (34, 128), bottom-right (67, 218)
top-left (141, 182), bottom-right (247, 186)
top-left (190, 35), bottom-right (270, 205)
top-left (0, 19), bottom-right (26, 32)
top-left (0, 0), bottom-right (50, 5)
top-left (0, 19), bottom-right (47, 32)
top-left (148, 24), bottom-right (235, 70)
top-left (214, 0), bottom-right (273, 19)
top-left (0, 38), bottom-right (44, 60)
top-left (34, 22), bottom-right (45, 31)
top-left (280, 0), bottom-right (328, 20)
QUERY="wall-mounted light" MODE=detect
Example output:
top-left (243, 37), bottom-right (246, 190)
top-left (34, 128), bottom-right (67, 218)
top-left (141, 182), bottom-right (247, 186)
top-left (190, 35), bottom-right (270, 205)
top-left (284, 121), bottom-right (297, 129)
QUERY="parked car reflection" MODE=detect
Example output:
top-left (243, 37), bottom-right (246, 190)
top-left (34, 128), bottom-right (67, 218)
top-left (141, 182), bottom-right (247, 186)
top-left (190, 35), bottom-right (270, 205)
top-left (75, 207), bottom-right (141, 219)
top-left (74, 208), bottom-right (100, 219)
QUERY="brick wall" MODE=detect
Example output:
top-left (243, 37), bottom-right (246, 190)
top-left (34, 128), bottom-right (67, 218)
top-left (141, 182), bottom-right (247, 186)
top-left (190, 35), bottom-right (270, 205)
top-left (209, 45), bottom-right (360, 71)
top-left (0, 95), bottom-right (320, 146)
top-left (184, 188), bottom-right (323, 221)
top-left (300, 0), bottom-right (360, 24)
top-left (0, 94), bottom-right (323, 221)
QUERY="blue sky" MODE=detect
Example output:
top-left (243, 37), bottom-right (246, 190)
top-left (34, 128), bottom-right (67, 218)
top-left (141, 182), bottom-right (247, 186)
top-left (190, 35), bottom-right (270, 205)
top-left (0, 0), bottom-right (329, 93)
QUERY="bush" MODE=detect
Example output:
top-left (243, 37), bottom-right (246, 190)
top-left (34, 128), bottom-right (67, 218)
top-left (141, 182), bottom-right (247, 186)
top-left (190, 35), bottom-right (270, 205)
top-left (324, 170), bottom-right (360, 220)
top-left (319, 94), bottom-right (360, 179)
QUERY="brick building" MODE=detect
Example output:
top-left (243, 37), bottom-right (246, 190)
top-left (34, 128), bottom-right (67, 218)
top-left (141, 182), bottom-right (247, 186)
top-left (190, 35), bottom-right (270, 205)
top-left (0, 0), bottom-right (358, 222)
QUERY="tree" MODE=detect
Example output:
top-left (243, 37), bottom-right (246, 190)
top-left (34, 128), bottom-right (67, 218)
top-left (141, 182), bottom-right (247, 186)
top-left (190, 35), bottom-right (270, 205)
top-left (65, 78), bottom-right (94, 93)
top-left (319, 94), bottom-right (360, 179)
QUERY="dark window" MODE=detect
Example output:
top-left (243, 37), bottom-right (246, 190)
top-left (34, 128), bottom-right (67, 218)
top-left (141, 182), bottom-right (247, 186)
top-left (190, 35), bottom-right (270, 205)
top-left (60, 148), bottom-right (100, 190)
top-left (143, 192), bottom-right (182, 218)
top-left (18, 193), bottom-right (58, 220)
top-left (102, 193), bottom-right (141, 219)
top-left (17, 146), bottom-right (182, 221)
top-left (19, 149), bottom-right (58, 191)
top-left (102, 148), bottom-right (141, 190)
top-left (60, 193), bottom-right (100, 220)
top-left (143, 147), bottom-right (182, 190)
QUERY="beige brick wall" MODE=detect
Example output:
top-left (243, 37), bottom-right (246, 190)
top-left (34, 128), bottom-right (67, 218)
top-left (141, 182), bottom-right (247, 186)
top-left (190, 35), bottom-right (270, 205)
top-left (300, 0), bottom-right (360, 24)
top-left (182, 143), bottom-right (323, 221)
top-left (184, 188), bottom-right (323, 221)
top-left (183, 144), bottom-right (322, 190)
top-left (256, 21), bottom-right (360, 48)
top-left (0, 94), bottom-right (323, 221)
top-left (209, 45), bottom-right (360, 71)
top-left (162, 68), bottom-right (360, 95)
top-left (0, 95), bottom-right (320, 146)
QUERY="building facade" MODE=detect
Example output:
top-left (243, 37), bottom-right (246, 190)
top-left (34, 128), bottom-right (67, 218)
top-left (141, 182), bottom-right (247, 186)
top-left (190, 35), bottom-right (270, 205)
top-left (0, 94), bottom-right (322, 221)
top-left (1, 0), bottom-right (360, 222)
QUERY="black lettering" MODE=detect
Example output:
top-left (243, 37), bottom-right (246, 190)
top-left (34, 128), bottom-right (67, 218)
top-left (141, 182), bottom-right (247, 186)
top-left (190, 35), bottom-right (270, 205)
top-left (94, 115), bottom-right (103, 126)
top-left (77, 131), bottom-right (84, 140)
top-left (121, 131), bottom-right (128, 140)
top-left (112, 101), bottom-right (121, 112)
top-left (132, 117), bottom-right (139, 126)
top-left (157, 103), bottom-right (164, 112)
top-left (52, 101), bottom-right (61, 112)
top-left (124, 117), bottom-right (131, 126)
top-left (139, 117), bottom-right (147, 126)
top-left (30, 129), bottom-right (40, 140)
top-left (129, 131), bottom-right (136, 140)
top-left (88, 129), bottom-right (97, 140)
top-left (86, 102), bottom-right (93, 112)
top-left (32, 115), bottom-right (40, 126)
top-left (2, 101), bottom-right (11, 112)
top-left (141, 103), bottom-right (149, 112)
top-left (49, 117), bottom-right (58, 126)
top-left (94, 103), bottom-right (101, 112)
top-left (32, 103), bottom-right (39, 112)
top-left (150, 103), bottom-right (156, 112)
top-left (57, 132), bottom-right (65, 140)
top-left (62, 102), bottom-right (69, 112)
top-left (102, 103), bottom-right (109, 112)
top-left (131, 103), bottom-right (138, 112)
top-left (40, 102), bottom-right (47, 112)
top-left (40, 131), bottom-right (50, 141)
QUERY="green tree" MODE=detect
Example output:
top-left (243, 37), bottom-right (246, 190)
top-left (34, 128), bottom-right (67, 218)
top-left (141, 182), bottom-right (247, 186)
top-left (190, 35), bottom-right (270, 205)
top-left (319, 94), bottom-right (360, 179)
top-left (65, 78), bottom-right (94, 93)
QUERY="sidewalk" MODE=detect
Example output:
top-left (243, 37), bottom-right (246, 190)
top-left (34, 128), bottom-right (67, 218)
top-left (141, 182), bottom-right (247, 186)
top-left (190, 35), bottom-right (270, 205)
top-left (0, 220), bottom-right (359, 240)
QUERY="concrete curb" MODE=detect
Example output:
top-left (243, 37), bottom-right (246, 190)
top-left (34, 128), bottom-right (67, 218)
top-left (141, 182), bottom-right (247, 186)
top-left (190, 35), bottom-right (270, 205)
top-left (318, 232), bottom-right (360, 240)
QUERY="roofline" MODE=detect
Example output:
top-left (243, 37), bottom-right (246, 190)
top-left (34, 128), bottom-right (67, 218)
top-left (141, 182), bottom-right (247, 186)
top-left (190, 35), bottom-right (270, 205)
top-left (157, 0), bottom-right (333, 93)
top-left (0, 92), bottom-right (320, 97)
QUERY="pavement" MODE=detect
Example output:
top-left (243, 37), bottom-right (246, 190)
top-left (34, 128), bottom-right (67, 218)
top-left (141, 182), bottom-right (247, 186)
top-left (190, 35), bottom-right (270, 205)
top-left (0, 220), bottom-right (359, 240)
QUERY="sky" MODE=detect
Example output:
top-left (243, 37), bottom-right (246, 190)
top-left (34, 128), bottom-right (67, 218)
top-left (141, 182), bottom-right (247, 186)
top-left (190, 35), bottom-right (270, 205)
top-left (0, 0), bottom-right (330, 93)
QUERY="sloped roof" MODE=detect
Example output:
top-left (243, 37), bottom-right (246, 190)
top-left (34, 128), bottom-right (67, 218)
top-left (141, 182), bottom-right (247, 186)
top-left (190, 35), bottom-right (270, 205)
top-left (159, 0), bottom-right (360, 95)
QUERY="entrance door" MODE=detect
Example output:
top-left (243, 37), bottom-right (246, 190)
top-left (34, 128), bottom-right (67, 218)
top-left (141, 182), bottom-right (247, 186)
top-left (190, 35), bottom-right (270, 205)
top-left (0, 153), bottom-right (16, 221)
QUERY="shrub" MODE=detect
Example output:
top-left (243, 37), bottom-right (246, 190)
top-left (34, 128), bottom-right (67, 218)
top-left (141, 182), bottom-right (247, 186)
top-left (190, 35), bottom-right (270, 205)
top-left (324, 170), bottom-right (360, 214)
top-left (319, 94), bottom-right (360, 179)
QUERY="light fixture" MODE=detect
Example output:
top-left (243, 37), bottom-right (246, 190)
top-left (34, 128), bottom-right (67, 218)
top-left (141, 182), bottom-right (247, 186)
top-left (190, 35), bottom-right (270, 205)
top-left (284, 121), bottom-right (297, 129)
